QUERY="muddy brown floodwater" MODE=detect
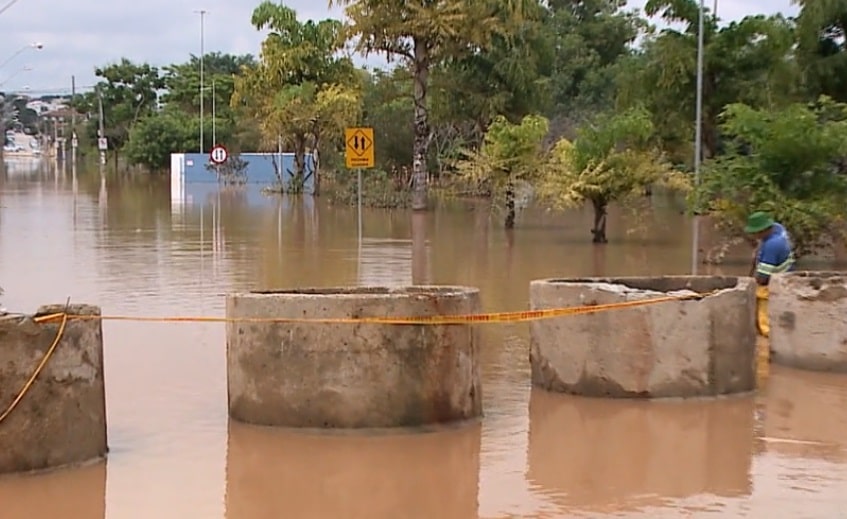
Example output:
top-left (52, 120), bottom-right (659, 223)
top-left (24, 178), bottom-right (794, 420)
top-left (1, 164), bottom-right (846, 519)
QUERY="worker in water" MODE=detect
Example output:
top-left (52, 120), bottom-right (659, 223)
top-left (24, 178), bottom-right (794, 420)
top-left (745, 211), bottom-right (795, 337)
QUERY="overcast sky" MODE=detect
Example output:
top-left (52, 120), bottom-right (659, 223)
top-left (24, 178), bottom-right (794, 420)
top-left (0, 0), bottom-right (797, 96)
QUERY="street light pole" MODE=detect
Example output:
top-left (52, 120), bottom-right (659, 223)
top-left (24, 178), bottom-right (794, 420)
top-left (691, 0), bottom-right (705, 274)
top-left (194, 9), bottom-right (207, 154)
top-left (212, 80), bottom-right (216, 145)
top-left (0, 42), bottom-right (43, 70)
top-left (0, 65), bottom-right (32, 88)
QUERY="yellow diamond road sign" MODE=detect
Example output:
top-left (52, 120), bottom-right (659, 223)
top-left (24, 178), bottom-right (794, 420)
top-left (345, 127), bottom-right (374, 169)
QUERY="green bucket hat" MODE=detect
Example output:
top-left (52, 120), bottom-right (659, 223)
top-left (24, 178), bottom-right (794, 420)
top-left (744, 211), bottom-right (774, 234)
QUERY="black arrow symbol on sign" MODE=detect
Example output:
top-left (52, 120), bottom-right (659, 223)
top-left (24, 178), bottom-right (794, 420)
top-left (354, 136), bottom-right (360, 149)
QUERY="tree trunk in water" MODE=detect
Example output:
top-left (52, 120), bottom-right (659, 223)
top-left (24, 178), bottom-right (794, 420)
top-left (504, 177), bottom-right (516, 229)
top-left (411, 211), bottom-right (428, 284)
top-left (411, 38), bottom-right (431, 211)
top-left (592, 245), bottom-right (606, 276)
top-left (312, 140), bottom-right (321, 196)
top-left (293, 136), bottom-right (306, 193)
top-left (590, 198), bottom-right (608, 244)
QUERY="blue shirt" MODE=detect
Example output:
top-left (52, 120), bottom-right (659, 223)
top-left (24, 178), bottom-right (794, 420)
top-left (756, 222), bottom-right (795, 283)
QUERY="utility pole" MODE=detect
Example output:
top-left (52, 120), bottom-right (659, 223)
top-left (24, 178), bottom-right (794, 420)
top-left (211, 79), bottom-right (216, 145)
top-left (97, 86), bottom-right (106, 167)
top-left (71, 75), bottom-right (77, 166)
top-left (194, 9), bottom-right (207, 154)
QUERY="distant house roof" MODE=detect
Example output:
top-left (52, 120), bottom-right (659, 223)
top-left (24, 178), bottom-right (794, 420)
top-left (43, 108), bottom-right (80, 120)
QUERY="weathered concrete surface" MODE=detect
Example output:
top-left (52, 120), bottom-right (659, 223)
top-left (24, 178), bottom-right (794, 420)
top-left (226, 286), bottom-right (482, 428)
top-left (0, 304), bottom-right (107, 474)
top-left (769, 271), bottom-right (847, 372)
top-left (529, 276), bottom-right (757, 398)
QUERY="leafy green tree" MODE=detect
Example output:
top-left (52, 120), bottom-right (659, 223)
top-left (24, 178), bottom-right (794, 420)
top-left (9, 97), bottom-right (38, 134)
top-left (361, 68), bottom-right (414, 172)
top-left (124, 112), bottom-right (235, 171)
top-left (0, 95), bottom-right (18, 152)
top-left (83, 58), bottom-right (165, 163)
top-left (795, 0), bottom-right (847, 102)
top-left (233, 1), bottom-right (360, 192)
top-left (617, 0), bottom-right (797, 163)
top-left (330, 0), bottom-right (535, 210)
top-left (160, 52), bottom-right (255, 117)
top-left (547, 0), bottom-right (644, 118)
top-left (455, 114), bottom-right (549, 228)
top-left (695, 97), bottom-right (847, 257)
top-left (430, 1), bottom-right (554, 133)
top-left (540, 107), bottom-right (688, 242)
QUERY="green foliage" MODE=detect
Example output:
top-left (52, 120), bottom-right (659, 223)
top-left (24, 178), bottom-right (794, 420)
top-left (547, 0), bottom-right (644, 117)
top-left (324, 168), bottom-right (411, 208)
top-left (330, 0), bottom-right (534, 209)
top-left (430, 0), bottom-right (554, 129)
top-left (695, 97), bottom-right (847, 256)
top-left (0, 95), bottom-right (19, 145)
top-left (455, 114), bottom-right (549, 227)
top-left (124, 111), bottom-right (235, 171)
top-left (540, 108), bottom-right (688, 241)
top-left (160, 52), bottom-right (254, 117)
top-left (618, 1), bottom-right (798, 162)
top-left (233, 2), bottom-right (361, 187)
top-left (252, 1), bottom-right (354, 85)
top-left (330, 0), bottom-right (532, 60)
top-left (361, 68), bottom-right (414, 171)
top-left (9, 97), bottom-right (38, 134)
top-left (90, 59), bottom-right (165, 153)
top-left (795, 0), bottom-right (847, 101)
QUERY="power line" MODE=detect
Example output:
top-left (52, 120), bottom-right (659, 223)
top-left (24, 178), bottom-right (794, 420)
top-left (0, 0), bottom-right (21, 16)
top-left (1, 85), bottom-right (98, 95)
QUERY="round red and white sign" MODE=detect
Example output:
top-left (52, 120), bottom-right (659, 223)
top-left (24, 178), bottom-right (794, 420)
top-left (209, 144), bottom-right (228, 164)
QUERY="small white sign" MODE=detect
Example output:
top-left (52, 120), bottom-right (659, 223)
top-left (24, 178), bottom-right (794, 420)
top-left (97, 137), bottom-right (107, 151)
top-left (186, 159), bottom-right (194, 167)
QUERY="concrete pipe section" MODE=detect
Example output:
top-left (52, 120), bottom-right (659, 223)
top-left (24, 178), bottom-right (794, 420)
top-left (769, 271), bottom-right (847, 372)
top-left (0, 304), bottom-right (107, 474)
top-left (226, 286), bottom-right (482, 428)
top-left (529, 276), bottom-right (758, 398)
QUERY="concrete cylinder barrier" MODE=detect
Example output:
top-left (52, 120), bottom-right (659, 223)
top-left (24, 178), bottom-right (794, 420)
top-left (226, 287), bottom-right (482, 428)
top-left (768, 271), bottom-right (847, 372)
top-left (0, 304), bottom-right (107, 474)
top-left (529, 276), bottom-right (757, 398)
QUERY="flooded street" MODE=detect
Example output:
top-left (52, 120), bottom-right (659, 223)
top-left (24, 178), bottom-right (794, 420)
top-left (1, 164), bottom-right (846, 519)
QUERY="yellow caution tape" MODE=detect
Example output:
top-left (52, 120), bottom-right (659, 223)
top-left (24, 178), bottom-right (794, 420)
top-left (32, 290), bottom-right (715, 326)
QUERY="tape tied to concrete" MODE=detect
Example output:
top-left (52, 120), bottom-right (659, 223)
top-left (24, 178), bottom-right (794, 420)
top-left (31, 290), bottom-right (716, 326)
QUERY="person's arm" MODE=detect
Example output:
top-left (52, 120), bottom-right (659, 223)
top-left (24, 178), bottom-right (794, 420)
top-left (755, 240), bottom-right (777, 285)
top-left (749, 244), bottom-right (760, 277)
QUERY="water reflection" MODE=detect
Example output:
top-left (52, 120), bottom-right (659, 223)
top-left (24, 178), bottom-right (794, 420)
top-left (357, 238), bottom-right (413, 285)
top-left (526, 390), bottom-right (754, 515)
top-left (0, 461), bottom-right (106, 519)
top-left (1, 169), bottom-right (846, 518)
top-left (225, 421), bottom-right (481, 519)
top-left (763, 366), bottom-right (847, 462)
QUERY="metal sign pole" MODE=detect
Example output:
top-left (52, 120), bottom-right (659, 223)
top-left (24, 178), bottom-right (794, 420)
top-left (357, 168), bottom-right (363, 244)
top-left (691, 0), bottom-right (705, 275)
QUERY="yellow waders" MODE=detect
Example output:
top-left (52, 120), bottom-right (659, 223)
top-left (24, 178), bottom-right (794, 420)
top-left (756, 285), bottom-right (769, 384)
top-left (756, 285), bottom-right (769, 338)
